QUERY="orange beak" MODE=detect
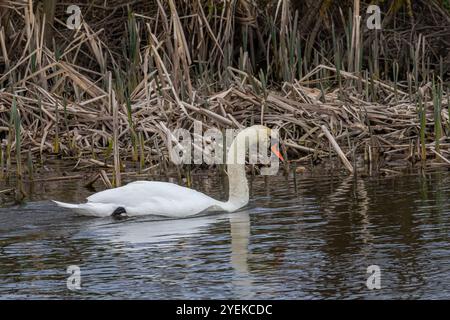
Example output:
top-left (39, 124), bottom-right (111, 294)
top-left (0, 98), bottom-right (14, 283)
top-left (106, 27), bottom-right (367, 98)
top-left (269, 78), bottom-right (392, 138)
top-left (271, 143), bottom-right (284, 162)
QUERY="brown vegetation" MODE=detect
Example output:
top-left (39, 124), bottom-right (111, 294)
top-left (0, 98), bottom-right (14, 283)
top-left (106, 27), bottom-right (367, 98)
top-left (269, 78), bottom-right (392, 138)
top-left (0, 0), bottom-right (450, 192)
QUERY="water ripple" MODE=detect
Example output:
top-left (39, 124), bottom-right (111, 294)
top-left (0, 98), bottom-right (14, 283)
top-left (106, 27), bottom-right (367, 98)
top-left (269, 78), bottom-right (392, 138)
top-left (0, 172), bottom-right (449, 299)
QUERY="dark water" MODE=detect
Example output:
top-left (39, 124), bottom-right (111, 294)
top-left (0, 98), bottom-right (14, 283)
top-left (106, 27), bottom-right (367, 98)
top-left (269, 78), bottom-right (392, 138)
top-left (0, 171), bottom-right (449, 299)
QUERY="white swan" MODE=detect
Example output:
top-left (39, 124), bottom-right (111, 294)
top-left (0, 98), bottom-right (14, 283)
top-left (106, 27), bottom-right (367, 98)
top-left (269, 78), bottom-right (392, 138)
top-left (53, 125), bottom-right (280, 218)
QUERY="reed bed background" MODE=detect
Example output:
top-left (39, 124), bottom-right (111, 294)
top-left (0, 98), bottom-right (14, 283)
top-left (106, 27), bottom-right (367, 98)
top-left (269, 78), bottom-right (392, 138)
top-left (1, 0), bottom-right (450, 194)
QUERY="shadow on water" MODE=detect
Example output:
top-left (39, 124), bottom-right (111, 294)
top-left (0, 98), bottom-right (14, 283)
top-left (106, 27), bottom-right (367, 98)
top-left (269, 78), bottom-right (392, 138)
top-left (0, 171), bottom-right (449, 299)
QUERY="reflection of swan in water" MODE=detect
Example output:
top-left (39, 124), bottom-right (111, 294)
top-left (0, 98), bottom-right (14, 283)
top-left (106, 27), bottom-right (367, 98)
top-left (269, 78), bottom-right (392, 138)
top-left (230, 213), bottom-right (250, 274)
top-left (79, 210), bottom-right (254, 297)
top-left (230, 212), bottom-right (254, 299)
top-left (82, 214), bottom-right (229, 248)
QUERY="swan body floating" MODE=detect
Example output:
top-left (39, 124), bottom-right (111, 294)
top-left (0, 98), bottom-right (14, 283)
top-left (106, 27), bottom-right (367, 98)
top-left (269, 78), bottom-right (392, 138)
top-left (53, 125), bottom-right (280, 218)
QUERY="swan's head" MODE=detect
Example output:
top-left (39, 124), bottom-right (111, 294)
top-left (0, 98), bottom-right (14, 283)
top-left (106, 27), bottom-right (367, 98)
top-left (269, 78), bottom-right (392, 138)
top-left (235, 125), bottom-right (284, 162)
top-left (238, 125), bottom-right (271, 138)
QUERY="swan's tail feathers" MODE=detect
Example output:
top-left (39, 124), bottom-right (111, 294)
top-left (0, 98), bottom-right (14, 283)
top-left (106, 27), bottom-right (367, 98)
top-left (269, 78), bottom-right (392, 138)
top-left (52, 200), bottom-right (80, 209)
top-left (52, 200), bottom-right (90, 215)
top-left (52, 200), bottom-right (114, 217)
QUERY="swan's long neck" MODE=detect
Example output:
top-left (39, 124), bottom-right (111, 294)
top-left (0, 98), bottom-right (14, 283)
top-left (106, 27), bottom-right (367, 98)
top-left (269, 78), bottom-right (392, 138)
top-left (221, 133), bottom-right (249, 212)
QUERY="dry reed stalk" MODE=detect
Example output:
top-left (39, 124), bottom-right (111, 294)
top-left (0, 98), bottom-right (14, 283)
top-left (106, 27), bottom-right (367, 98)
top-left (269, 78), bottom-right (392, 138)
top-left (100, 169), bottom-right (113, 189)
top-left (0, 0), bottom-right (448, 185)
top-left (430, 148), bottom-right (450, 165)
top-left (321, 125), bottom-right (354, 174)
top-left (109, 72), bottom-right (121, 187)
top-left (351, 0), bottom-right (361, 74)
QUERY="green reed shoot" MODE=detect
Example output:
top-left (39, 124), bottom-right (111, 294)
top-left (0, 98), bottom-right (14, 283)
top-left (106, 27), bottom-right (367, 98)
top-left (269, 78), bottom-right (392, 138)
top-left (126, 96), bottom-right (138, 162)
top-left (418, 92), bottom-right (426, 161)
top-left (104, 138), bottom-right (113, 159)
top-left (27, 148), bottom-right (33, 180)
top-left (138, 131), bottom-right (145, 172)
top-left (432, 78), bottom-right (442, 153)
top-left (393, 61), bottom-right (399, 104)
top-left (0, 145), bottom-right (4, 180)
top-left (127, 11), bottom-right (139, 92)
top-left (289, 10), bottom-right (299, 82)
top-left (407, 72), bottom-right (413, 102)
top-left (63, 96), bottom-right (68, 131)
top-left (364, 70), bottom-right (369, 101)
top-left (12, 97), bottom-right (22, 178)
top-left (447, 88), bottom-right (450, 130)
top-left (53, 102), bottom-right (60, 154)
top-left (297, 40), bottom-right (303, 80)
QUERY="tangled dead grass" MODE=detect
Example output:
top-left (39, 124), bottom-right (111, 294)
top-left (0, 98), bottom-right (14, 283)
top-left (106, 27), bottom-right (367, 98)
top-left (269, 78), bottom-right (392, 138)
top-left (0, 0), bottom-right (450, 194)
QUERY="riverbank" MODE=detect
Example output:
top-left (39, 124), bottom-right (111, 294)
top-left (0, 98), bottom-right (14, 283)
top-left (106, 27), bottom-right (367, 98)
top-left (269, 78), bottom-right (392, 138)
top-left (1, 1), bottom-right (450, 195)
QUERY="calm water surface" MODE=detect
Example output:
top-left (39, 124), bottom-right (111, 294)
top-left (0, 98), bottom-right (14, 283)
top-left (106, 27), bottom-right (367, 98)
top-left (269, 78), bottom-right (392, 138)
top-left (0, 172), bottom-right (449, 299)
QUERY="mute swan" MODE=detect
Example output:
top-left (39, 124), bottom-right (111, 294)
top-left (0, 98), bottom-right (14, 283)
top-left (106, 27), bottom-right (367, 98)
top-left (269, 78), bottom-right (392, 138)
top-left (53, 125), bottom-right (281, 218)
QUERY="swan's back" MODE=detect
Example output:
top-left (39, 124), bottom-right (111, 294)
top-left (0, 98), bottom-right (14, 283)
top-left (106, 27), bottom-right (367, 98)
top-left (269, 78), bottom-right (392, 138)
top-left (87, 181), bottom-right (197, 203)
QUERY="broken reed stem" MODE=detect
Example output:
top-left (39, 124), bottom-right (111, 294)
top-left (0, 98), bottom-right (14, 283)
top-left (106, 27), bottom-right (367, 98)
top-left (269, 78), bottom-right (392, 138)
top-left (430, 148), bottom-right (450, 165)
top-left (100, 169), bottom-right (113, 189)
top-left (321, 125), bottom-right (354, 174)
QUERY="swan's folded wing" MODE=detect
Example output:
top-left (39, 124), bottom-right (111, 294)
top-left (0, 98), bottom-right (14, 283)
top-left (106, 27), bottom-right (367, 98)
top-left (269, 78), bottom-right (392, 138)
top-left (87, 181), bottom-right (205, 204)
top-left (125, 196), bottom-right (217, 217)
top-left (86, 181), bottom-right (224, 217)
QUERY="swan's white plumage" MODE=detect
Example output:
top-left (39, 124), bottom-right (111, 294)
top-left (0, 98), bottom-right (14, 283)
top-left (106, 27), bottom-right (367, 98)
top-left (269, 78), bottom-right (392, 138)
top-left (53, 125), bottom-right (272, 217)
top-left (87, 181), bottom-right (213, 207)
top-left (53, 181), bottom-right (225, 217)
